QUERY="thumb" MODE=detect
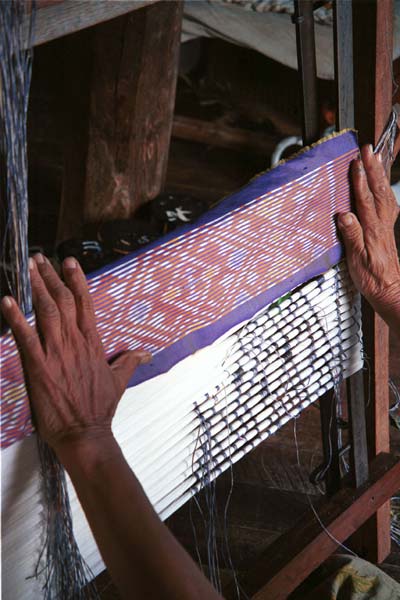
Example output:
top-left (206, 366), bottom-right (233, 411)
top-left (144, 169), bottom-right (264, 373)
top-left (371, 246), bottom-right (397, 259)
top-left (110, 349), bottom-right (152, 393)
top-left (337, 212), bottom-right (365, 257)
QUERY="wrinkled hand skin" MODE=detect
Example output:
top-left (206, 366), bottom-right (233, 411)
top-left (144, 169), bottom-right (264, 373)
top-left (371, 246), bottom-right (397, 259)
top-left (338, 144), bottom-right (400, 330)
top-left (1, 256), bottom-right (152, 454)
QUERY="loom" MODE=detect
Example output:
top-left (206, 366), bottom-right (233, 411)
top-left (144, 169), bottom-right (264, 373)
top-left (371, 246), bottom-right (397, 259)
top-left (1, 1), bottom-right (400, 599)
top-left (2, 129), bottom-right (363, 596)
top-left (2, 130), bottom-right (359, 445)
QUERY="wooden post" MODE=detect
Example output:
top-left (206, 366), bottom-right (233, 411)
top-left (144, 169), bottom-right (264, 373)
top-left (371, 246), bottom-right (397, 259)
top-left (352, 0), bottom-right (393, 563)
top-left (347, 368), bottom-right (369, 487)
top-left (58, 1), bottom-right (183, 241)
top-left (333, 0), bottom-right (354, 130)
top-left (333, 0), bottom-right (369, 490)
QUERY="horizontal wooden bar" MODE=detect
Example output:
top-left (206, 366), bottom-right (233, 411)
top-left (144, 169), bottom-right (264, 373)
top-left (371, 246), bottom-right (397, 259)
top-left (172, 115), bottom-right (279, 157)
top-left (234, 453), bottom-right (400, 600)
top-left (25, 0), bottom-right (158, 48)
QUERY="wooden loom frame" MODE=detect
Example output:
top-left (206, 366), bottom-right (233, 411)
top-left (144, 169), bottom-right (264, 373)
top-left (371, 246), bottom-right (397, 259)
top-left (235, 1), bottom-right (400, 598)
top-left (13, 0), bottom-right (400, 598)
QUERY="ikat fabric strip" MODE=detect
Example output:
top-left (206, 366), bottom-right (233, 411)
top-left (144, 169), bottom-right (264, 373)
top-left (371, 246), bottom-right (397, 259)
top-left (0, 131), bottom-right (359, 448)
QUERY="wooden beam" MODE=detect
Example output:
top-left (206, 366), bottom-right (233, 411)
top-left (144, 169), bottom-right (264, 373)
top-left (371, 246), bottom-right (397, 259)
top-left (333, 0), bottom-right (355, 130)
top-left (25, 0), bottom-right (158, 49)
top-left (232, 453), bottom-right (400, 600)
top-left (352, 0), bottom-right (393, 563)
top-left (58, 2), bottom-right (182, 240)
top-left (172, 115), bottom-right (279, 157)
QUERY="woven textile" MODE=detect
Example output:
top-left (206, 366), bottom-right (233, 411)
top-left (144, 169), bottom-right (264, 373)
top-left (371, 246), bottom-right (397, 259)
top-left (2, 262), bottom-right (362, 596)
top-left (1, 131), bottom-right (358, 448)
top-left (128, 262), bottom-right (362, 518)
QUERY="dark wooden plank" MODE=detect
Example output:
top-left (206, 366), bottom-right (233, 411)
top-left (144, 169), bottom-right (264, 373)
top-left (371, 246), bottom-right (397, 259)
top-left (172, 115), bottom-right (279, 157)
top-left (352, 0), bottom-right (393, 563)
top-left (293, 0), bottom-right (319, 145)
top-left (333, 0), bottom-right (369, 498)
top-left (353, 0), bottom-right (394, 145)
top-left (165, 140), bottom-right (267, 203)
top-left (58, 2), bottom-right (183, 240)
top-left (25, 0), bottom-right (158, 48)
top-left (56, 27), bottom-right (93, 241)
top-left (231, 453), bottom-right (400, 600)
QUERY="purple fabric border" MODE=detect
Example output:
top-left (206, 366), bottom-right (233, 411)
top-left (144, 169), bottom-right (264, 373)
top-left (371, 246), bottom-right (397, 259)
top-left (86, 131), bottom-right (357, 284)
top-left (128, 243), bottom-right (343, 387)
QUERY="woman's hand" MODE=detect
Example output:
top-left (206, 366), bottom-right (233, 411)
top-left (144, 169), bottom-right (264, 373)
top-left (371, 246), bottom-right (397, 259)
top-left (338, 144), bottom-right (400, 330)
top-left (1, 255), bottom-right (151, 455)
top-left (2, 257), bottom-right (223, 600)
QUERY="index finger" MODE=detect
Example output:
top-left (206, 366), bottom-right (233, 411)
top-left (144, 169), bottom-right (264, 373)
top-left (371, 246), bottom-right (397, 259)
top-left (1, 296), bottom-right (45, 365)
top-left (361, 144), bottom-right (399, 223)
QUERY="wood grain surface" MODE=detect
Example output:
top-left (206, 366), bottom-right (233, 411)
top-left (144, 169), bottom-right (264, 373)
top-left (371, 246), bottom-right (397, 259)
top-left (57, 1), bottom-right (183, 239)
top-left (26, 1), bottom-right (159, 48)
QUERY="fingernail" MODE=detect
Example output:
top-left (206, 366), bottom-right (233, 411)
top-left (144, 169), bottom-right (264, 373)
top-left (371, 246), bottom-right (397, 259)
top-left (34, 253), bottom-right (45, 264)
top-left (377, 152), bottom-right (383, 162)
top-left (367, 144), bottom-right (374, 156)
top-left (64, 257), bottom-right (77, 269)
top-left (28, 257), bottom-right (35, 270)
top-left (354, 159), bottom-right (365, 173)
top-left (137, 350), bottom-right (153, 364)
top-left (1, 296), bottom-right (13, 308)
top-left (338, 213), bottom-right (353, 226)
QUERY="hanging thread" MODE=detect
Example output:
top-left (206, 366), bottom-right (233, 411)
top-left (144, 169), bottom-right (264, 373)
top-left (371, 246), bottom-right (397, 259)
top-left (0, 2), bottom-right (99, 597)
top-left (0, 0), bottom-right (33, 313)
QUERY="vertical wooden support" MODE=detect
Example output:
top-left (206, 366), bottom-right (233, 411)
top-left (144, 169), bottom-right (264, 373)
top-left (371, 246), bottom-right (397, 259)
top-left (58, 1), bottom-right (183, 241)
top-left (333, 0), bottom-right (354, 130)
top-left (347, 368), bottom-right (369, 487)
top-left (293, 0), bottom-right (319, 145)
top-left (333, 1), bottom-right (369, 489)
top-left (352, 0), bottom-right (393, 563)
top-left (295, 0), bottom-right (343, 493)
